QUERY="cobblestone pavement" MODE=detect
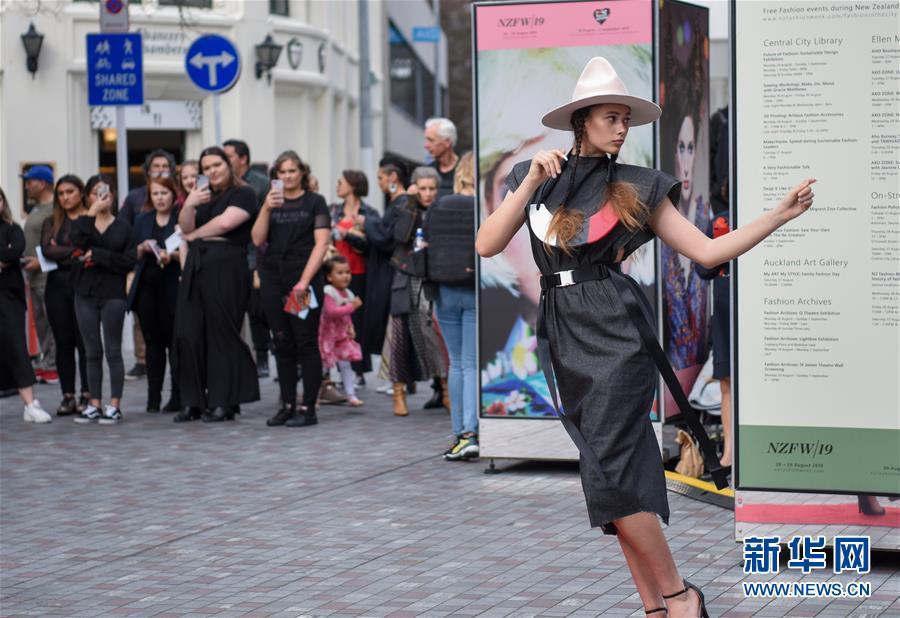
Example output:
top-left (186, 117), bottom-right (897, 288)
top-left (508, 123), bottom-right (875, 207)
top-left (1, 374), bottom-right (898, 617)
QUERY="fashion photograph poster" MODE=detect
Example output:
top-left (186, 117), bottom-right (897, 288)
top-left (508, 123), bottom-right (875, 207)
top-left (474, 0), bottom-right (654, 421)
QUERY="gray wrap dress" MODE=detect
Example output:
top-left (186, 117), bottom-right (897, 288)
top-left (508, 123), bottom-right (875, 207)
top-left (506, 155), bottom-right (681, 535)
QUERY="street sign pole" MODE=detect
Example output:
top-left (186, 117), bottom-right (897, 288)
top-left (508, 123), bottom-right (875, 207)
top-left (213, 93), bottom-right (222, 146)
top-left (116, 106), bottom-right (128, 208)
top-left (99, 0), bottom-right (132, 205)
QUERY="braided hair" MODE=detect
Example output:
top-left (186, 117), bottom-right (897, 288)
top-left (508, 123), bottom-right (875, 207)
top-left (543, 106), bottom-right (648, 256)
top-left (544, 108), bottom-right (588, 255)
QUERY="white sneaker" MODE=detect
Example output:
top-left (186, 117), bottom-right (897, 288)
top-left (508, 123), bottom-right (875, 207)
top-left (23, 400), bottom-right (52, 424)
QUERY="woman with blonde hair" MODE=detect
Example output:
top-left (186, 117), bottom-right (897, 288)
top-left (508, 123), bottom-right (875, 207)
top-left (425, 153), bottom-right (479, 460)
top-left (477, 57), bottom-right (815, 617)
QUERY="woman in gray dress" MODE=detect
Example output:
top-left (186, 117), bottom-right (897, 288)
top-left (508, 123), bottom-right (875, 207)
top-left (476, 57), bottom-right (815, 618)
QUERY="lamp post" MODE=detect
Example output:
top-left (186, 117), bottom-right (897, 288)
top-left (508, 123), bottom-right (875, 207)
top-left (21, 22), bottom-right (44, 79)
top-left (254, 34), bottom-right (283, 85)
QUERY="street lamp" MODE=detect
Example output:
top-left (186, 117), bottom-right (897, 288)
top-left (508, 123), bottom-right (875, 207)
top-left (21, 22), bottom-right (44, 79)
top-left (254, 34), bottom-right (283, 85)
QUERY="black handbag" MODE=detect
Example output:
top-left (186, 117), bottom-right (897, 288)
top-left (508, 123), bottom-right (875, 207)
top-left (391, 246), bottom-right (427, 279)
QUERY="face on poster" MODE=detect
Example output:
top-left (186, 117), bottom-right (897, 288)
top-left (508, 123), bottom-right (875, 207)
top-left (658, 0), bottom-right (711, 419)
top-left (474, 0), bottom-right (654, 419)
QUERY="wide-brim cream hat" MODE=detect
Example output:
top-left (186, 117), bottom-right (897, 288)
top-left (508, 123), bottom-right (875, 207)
top-left (541, 57), bottom-right (661, 130)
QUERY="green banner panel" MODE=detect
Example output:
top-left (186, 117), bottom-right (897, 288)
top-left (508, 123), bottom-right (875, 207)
top-left (739, 425), bottom-right (900, 494)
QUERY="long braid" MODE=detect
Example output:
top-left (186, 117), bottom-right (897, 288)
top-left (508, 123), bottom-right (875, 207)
top-left (563, 114), bottom-right (585, 207)
top-left (545, 107), bottom-right (590, 255)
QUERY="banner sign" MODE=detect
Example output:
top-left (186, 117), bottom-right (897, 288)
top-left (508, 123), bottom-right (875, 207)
top-left (733, 0), bottom-right (899, 496)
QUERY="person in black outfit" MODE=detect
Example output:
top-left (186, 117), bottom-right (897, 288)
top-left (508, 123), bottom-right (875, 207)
top-left (40, 175), bottom-right (91, 415)
top-left (477, 57), bottom-right (814, 617)
top-left (251, 150), bottom-right (331, 427)
top-left (120, 150), bottom-right (177, 381)
top-left (699, 105), bottom-right (733, 470)
top-left (71, 175), bottom-right (135, 424)
top-left (0, 187), bottom-right (52, 423)
top-left (175, 146), bottom-right (260, 423)
top-left (224, 139), bottom-right (273, 378)
top-left (128, 175), bottom-right (182, 413)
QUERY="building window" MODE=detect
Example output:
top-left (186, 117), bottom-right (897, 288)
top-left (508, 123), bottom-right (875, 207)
top-left (270, 0), bottom-right (289, 16)
top-left (158, 0), bottom-right (213, 8)
top-left (389, 21), bottom-right (438, 124)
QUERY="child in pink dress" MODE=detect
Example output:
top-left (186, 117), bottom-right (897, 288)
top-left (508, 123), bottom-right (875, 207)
top-left (319, 255), bottom-right (364, 406)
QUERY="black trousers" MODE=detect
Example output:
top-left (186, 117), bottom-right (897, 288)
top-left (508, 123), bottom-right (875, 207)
top-left (176, 243), bottom-right (259, 409)
top-left (260, 274), bottom-right (323, 409)
top-left (0, 290), bottom-right (36, 390)
top-left (44, 270), bottom-right (88, 395)
top-left (349, 274), bottom-right (371, 374)
top-left (135, 276), bottom-right (179, 407)
top-left (248, 281), bottom-right (271, 361)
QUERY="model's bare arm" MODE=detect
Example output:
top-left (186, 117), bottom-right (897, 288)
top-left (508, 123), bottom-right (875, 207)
top-left (476, 149), bottom-right (566, 257)
top-left (650, 178), bottom-right (815, 269)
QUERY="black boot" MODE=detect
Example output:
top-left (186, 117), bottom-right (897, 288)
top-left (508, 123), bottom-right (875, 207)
top-left (201, 407), bottom-right (235, 422)
top-left (423, 377), bottom-right (443, 409)
top-left (57, 395), bottom-right (78, 416)
top-left (173, 406), bottom-right (204, 423)
top-left (267, 403), bottom-right (297, 427)
top-left (162, 397), bottom-right (182, 413)
top-left (147, 393), bottom-right (161, 413)
top-left (285, 405), bottom-right (317, 427)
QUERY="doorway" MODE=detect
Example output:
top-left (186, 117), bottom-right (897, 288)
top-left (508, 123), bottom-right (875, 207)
top-left (98, 129), bottom-right (185, 191)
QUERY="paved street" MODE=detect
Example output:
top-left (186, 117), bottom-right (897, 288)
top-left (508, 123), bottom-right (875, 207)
top-left (1, 371), bottom-right (898, 617)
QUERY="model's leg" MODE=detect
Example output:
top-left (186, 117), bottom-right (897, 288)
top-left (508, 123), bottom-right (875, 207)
top-left (719, 376), bottom-right (732, 467)
top-left (613, 512), bottom-right (701, 616)
top-left (617, 534), bottom-right (664, 612)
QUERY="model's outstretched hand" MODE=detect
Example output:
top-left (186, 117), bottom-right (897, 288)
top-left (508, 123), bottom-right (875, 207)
top-left (774, 178), bottom-right (816, 222)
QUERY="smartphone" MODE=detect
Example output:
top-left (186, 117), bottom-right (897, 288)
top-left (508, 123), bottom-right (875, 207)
top-left (97, 183), bottom-right (110, 199)
top-left (148, 239), bottom-right (162, 262)
top-left (271, 179), bottom-right (284, 192)
top-left (196, 175), bottom-right (210, 190)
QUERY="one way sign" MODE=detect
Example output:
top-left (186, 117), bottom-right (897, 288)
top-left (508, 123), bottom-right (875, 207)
top-left (185, 34), bottom-right (241, 93)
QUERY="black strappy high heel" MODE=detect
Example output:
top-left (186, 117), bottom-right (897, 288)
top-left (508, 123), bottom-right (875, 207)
top-left (663, 579), bottom-right (709, 618)
top-left (645, 607), bottom-right (666, 615)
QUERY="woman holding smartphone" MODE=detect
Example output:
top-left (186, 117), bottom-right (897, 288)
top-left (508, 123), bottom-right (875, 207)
top-left (129, 175), bottom-right (181, 413)
top-left (251, 150), bottom-right (330, 427)
top-left (71, 174), bottom-right (135, 424)
top-left (41, 175), bottom-right (91, 415)
top-left (176, 146), bottom-right (259, 423)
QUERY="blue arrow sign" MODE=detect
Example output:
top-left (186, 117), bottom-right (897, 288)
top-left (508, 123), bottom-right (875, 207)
top-left (412, 26), bottom-right (440, 43)
top-left (185, 34), bottom-right (241, 93)
top-left (87, 33), bottom-right (143, 106)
